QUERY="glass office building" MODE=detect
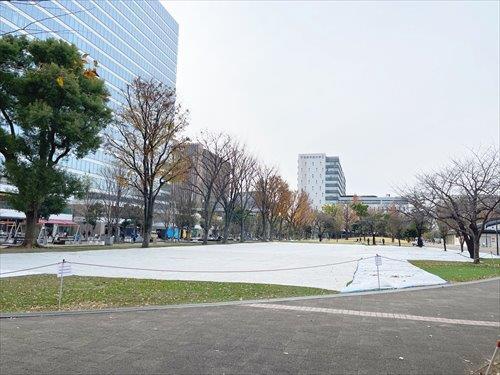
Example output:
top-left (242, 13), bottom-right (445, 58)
top-left (1, 0), bottom-right (178, 181)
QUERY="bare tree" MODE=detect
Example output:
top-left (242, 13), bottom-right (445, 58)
top-left (215, 140), bottom-right (252, 243)
top-left (98, 162), bottom-right (130, 240)
top-left (106, 78), bottom-right (189, 248)
top-left (436, 219), bottom-right (449, 251)
top-left (72, 176), bottom-right (102, 239)
top-left (404, 148), bottom-right (499, 263)
top-left (187, 132), bottom-right (232, 245)
top-left (236, 154), bottom-right (257, 242)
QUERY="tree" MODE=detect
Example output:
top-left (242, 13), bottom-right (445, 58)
top-left (0, 36), bottom-right (112, 247)
top-left (216, 141), bottom-right (255, 243)
top-left (187, 132), bottom-right (232, 245)
top-left (404, 149), bottom-right (499, 262)
top-left (106, 78), bottom-right (188, 248)
top-left (263, 174), bottom-right (289, 241)
top-left (340, 202), bottom-right (357, 239)
top-left (170, 184), bottom-right (196, 237)
top-left (351, 200), bottom-right (368, 239)
top-left (360, 208), bottom-right (385, 245)
top-left (99, 162), bottom-right (130, 240)
top-left (436, 220), bottom-right (449, 251)
top-left (399, 205), bottom-right (430, 247)
top-left (387, 205), bottom-right (407, 246)
top-left (313, 211), bottom-right (332, 241)
top-left (72, 176), bottom-right (102, 238)
top-left (235, 154), bottom-right (257, 242)
top-left (254, 166), bottom-right (278, 241)
top-left (271, 179), bottom-right (291, 240)
top-left (322, 203), bottom-right (343, 240)
top-left (287, 191), bottom-right (314, 239)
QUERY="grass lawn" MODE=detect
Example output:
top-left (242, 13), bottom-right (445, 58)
top-left (0, 241), bottom-right (213, 254)
top-left (0, 274), bottom-right (334, 313)
top-left (0, 240), bottom-right (269, 254)
top-left (295, 237), bottom-right (413, 247)
top-left (409, 259), bottom-right (500, 282)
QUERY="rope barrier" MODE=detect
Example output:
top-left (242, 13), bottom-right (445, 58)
top-left (67, 257), bottom-right (366, 274)
top-left (378, 255), bottom-right (411, 263)
top-left (0, 262), bottom-right (62, 276)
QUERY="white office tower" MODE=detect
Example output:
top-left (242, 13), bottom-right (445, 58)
top-left (297, 154), bottom-right (346, 210)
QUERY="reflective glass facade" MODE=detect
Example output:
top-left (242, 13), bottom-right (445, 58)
top-left (1, 0), bottom-right (178, 182)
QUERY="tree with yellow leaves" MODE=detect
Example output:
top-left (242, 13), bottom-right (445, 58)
top-left (106, 78), bottom-right (189, 248)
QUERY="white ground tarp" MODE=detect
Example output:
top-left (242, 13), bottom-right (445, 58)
top-left (1, 242), bottom-right (498, 292)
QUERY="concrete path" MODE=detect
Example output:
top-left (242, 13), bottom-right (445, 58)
top-left (2, 242), bottom-right (496, 291)
top-left (1, 279), bottom-right (498, 374)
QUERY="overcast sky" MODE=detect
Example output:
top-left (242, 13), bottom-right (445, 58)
top-left (164, 1), bottom-right (499, 196)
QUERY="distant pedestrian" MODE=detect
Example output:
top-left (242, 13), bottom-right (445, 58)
top-left (382, 238), bottom-right (385, 245)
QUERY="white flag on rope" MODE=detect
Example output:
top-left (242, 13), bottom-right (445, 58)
top-left (57, 262), bottom-right (72, 277)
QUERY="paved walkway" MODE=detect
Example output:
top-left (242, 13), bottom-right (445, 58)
top-left (246, 303), bottom-right (499, 327)
top-left (1, 279), bottom-right (499, 374)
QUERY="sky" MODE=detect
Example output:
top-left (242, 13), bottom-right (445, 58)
top-left (163, 1), bottom-right (499, 196)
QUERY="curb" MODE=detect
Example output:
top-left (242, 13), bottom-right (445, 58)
top-left (2, 277), bottom-right (499, 319)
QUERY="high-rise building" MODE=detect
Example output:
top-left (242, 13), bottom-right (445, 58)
top-left (297, 154), bottom-right (346, 210)
top-left (0, 0), bottom-right (178, 183)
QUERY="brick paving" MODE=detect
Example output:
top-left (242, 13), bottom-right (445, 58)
top-left (1, 279), bottom-right (499, 374)
top-left (246, 303), bottom-right (500, 327)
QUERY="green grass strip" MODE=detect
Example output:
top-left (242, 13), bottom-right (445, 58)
top-left (0, 275), bottom-right (334, 313)
top-left (409, 259), bottom-right (500, 282)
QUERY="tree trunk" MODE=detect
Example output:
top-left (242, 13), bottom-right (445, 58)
top-left (22, 208), bottom-right (39, 248)
top-left (222, 217), bottom-right (230, 244)
top-left (239, 218), bottom-right (245, 243)
top-left (473, 237), bottom-right (480, 264)
top-left (372, 233), bottom-right (376, 246)
top-left (142, 208), bottom-right (153, 248)
top-left (442, 236), bottom-right (447, 251)
top-left (142, 191), bottom-right (155, 248)
top-left (261, 214), bottom-right (267, 242)
top-left (202, 203), bottom-right (211, 245)
top-left (463, 236), bottom-right (474, 259)
top-left (202, 227), bottom-right (209, 245)
top-left (398, 237), bottom-right (401, 247)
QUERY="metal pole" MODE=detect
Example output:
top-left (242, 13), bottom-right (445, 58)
top-left (376, 255), bottom-right (381, 290)
top-left (376, 264), bottom-right (380, 290)
top-left (495, 223), bottom-right (499, 256)
top-left (58, 259), bottom-right (65, 310)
